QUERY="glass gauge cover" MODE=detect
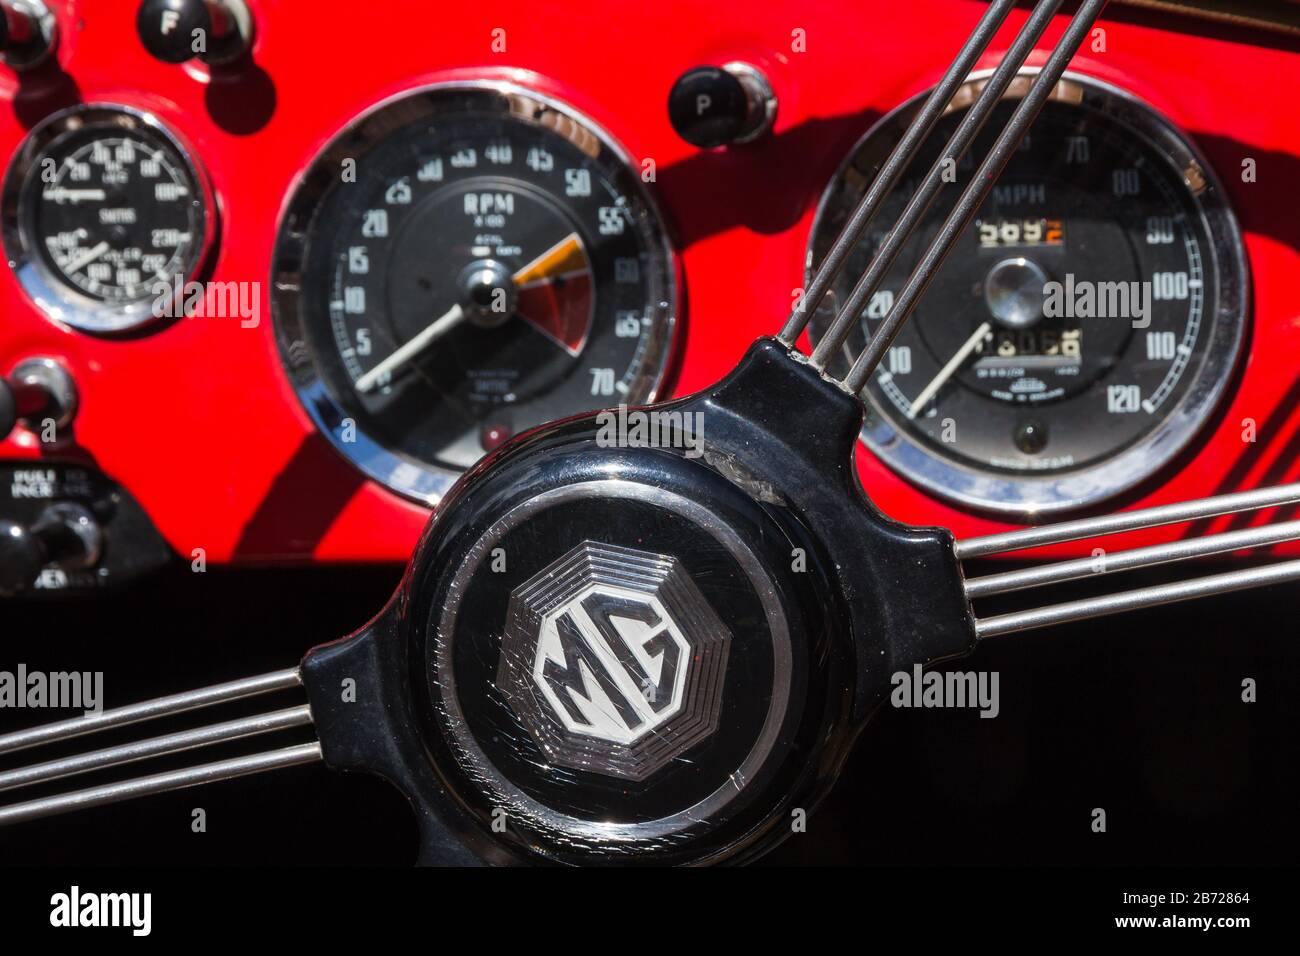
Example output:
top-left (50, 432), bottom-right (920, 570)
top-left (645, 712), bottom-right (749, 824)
top-left (2, 104), bottom-right (215, 333)
top-left (807, 72), bottom-right (1248, 517)
top-left (272, 82), bottom-right (679, 504)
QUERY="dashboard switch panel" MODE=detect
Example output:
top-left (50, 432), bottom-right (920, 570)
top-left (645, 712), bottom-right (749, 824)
top-left (0, 463), bottom-right (172, 597)
top-left (0, 501), bottom-right (101, 597)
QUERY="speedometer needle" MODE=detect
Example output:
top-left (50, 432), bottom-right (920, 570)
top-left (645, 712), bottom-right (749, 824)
top-left (61, 241), bottom-right (111, 276)
top-left (906, 321), bottom-right (992, 419)
top-left (354, 232), bottom-right (584, 394)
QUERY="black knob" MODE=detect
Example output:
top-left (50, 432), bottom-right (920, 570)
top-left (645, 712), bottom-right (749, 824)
top-left (0, 379), bottom-right (15, 441)
top-left (137, 0), bottom-right (252, 65)
top-left (0, 519), bottom-right (45, 598)
top-left (0, 503), bottom-right (101, 597)
top-left (0, 0), bottom-right (57, 70)
top-left (668, 63), bottom-right (776, 149)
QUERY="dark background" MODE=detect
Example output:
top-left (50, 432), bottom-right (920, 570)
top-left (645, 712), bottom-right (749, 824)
top-left (0, 559), bottom-right (1295, 865)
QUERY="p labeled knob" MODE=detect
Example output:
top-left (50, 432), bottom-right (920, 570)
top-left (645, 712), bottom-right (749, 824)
top-left (137, 0), bottom-right (253, 65)
top-left (668, 62), bottom-right (776, 149)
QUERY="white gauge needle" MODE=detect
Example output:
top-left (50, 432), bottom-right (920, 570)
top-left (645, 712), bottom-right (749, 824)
top-left (355, 303), bottom-right (465, 393)
top-left (353, 232), bottom-right (584, 395)
top-left (906, 321), bottom-right (992, 419)
top-left (60, 241), bottom-right (111, 276)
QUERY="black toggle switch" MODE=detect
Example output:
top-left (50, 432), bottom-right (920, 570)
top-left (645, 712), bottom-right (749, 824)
top-left (0, 502), bottom-right (102, 597)
top-left (0, 358), bottom-right (77, 442)
top-left (668, 62), bottom-right (776, 149)
top-left (0, 0), bottom-right (58, 70)
top-left (137, 0), bottom-right (253, 65)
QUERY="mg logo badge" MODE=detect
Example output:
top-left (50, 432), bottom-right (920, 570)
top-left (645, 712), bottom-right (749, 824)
top-left (534, 589), bottom-right (690, 744)
top-left (497, 541), bottom-right (731, 781)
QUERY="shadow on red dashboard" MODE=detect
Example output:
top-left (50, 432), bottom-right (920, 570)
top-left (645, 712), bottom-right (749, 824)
top-left (6, 54), bottom-right (81, 129)
top-left (203, 61), bottom-right (276, 136)
top-left (656, 108), bottom-right (885, 247)
top-left (233, 434), bottom-right (366, 561)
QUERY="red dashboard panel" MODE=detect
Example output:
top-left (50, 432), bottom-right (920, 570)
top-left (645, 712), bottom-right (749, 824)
top-left (2, 0), bottom-right (1299, 565)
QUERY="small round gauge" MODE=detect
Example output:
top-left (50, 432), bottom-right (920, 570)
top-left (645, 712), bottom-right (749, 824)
top-left (808, 72), bottom-right (1248, 516)
top-left (273, 82), bottom-right (678, 504)
top-left (2, 105), bottom-right (215, 333)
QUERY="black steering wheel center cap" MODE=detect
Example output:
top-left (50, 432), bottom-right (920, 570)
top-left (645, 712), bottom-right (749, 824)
top-left (405, 440), bottom-right (843, 863)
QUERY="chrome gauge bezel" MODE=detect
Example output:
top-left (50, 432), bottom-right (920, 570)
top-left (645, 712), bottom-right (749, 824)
top-left (1, 104), bottom-right (217, 334)
top-left (271, 80), bottom-right (680, 506)
top-left (807, 70), bottom-right (1249, 518)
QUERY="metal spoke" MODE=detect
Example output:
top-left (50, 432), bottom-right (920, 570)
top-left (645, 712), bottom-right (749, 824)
top-left (0, 667), bottom-right (302, 756)
top-left (0, 667), bottom-right (316, 826)
top-left (0, 743), bottom-right (323, 826)
top-left (0, 705), bottom-right (313, 794)
top-left (778, 0), bottom-right (1018, 345)
top-left (955, 481), bottom-right (1300, 558)
top-left (808, 0), bottom-right (1064, 369)
top-left (964, 519), bottom-right (1300, 599)
top-left (974, 558), bottom-right (1300, 638)
top-left (841, 0), bottom-right (1109, 393)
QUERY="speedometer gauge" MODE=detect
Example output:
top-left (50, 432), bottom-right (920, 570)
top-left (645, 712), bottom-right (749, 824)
top-left (808, 72), bottom-right (1247, 516)
top-left (273, 82), bottom-right (678, 504)
top-left (2, 105), bottom-right (215, 333)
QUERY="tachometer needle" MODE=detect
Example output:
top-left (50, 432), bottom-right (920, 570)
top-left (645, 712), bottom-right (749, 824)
top-left (60, 241), bottom-right (111, 276)
top-left (355, 303), bottom-right (465, 393)
top-left (906, 321), bottom-right (992, 419)
top-left (354, 232), bottom-right (584, 394)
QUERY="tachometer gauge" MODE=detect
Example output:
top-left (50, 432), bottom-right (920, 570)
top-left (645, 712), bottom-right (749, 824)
top-left (273, 82), bottom-right (678, 504)
top-left (807, 72), bottom-right (1247, 516)
top-left (2, 105), bottom-right (215, 333)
